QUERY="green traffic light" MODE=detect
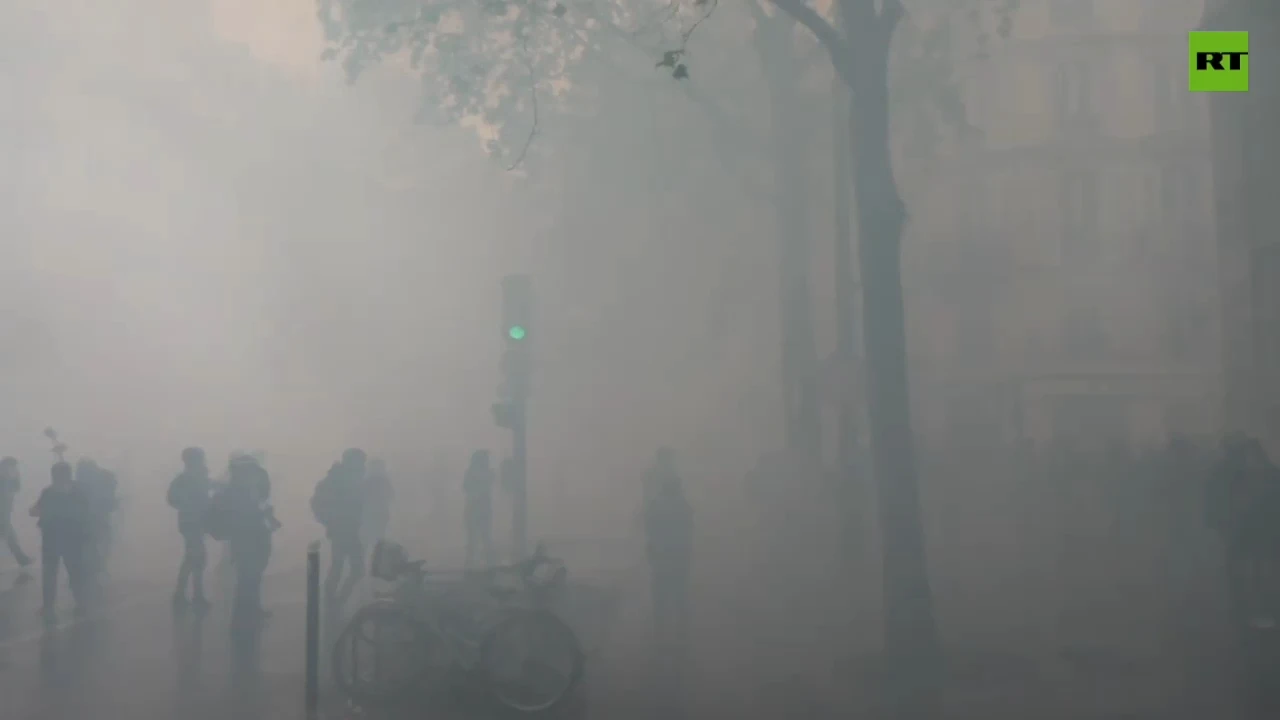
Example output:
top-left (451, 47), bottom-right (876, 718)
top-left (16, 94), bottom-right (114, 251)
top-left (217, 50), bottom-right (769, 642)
top-left (508, 325), bottom-right (526, 340)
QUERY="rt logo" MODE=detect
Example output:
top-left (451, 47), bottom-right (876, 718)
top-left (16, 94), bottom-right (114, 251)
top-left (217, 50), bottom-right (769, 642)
top-left (1189, 31), bottom-right (1249, 92)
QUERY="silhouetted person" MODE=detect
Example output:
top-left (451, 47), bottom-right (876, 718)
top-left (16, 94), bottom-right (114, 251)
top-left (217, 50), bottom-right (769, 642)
top-left (362, 458), bottom-right (394, 547)
top-left (168, 447), bottom-right (212, 610)
top-left (75, 458), bottom-right (116, 587)
top-left (212, 450), bottom-right (272, 591)
top-left (217, 456), bottom-right (275, 634)
top-left (643, 449), bottom-right (693, 639)
top-left (210, 461), bottom-right (234, 591)
top-left (0, 457), bottom-right (32, 568)
top-left (312, 448), bottom-right (367, 607)
top-left (31, 461), bottom-right (89, 620)
top-left (463, 450), bottom-right (495, 570)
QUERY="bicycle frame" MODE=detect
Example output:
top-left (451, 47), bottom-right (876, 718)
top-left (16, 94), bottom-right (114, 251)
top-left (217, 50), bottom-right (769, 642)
top-left (376, 567), bottom-right (549, 673)
top-left (337, 547), bottom-right (584, 714)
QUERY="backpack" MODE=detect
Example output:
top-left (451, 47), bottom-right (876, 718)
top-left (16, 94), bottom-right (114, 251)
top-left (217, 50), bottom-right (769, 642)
top-left (205, 488), bottom-right (233, 541)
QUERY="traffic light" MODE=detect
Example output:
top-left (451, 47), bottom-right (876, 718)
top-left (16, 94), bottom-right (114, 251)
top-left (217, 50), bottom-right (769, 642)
top-left (501, 274), bottom-right (533, 400)
top-left (502, 274), bottom-right (533, 342)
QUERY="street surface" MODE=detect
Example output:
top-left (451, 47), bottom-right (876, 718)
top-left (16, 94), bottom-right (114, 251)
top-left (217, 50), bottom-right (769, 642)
top-left (0, 521), bottom-right (1266, 720)
top-left (0, 527), bottom-right (646, 720)
top-left (0, 557), bottom-right (320, 720)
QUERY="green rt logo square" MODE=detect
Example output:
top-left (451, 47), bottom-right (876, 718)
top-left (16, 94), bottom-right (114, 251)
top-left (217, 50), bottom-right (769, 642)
top-left (1189, 31), bottom-right (1249, 92)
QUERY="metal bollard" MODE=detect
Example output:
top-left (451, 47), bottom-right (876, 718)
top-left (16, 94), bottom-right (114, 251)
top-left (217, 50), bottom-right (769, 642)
top-left (305, 541), bottom-right (321, 720)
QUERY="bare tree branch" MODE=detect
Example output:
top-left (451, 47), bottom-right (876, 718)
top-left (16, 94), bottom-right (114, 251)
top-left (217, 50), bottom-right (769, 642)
top-left (678, 0), bottom-right (719, 53)
top-left (506, 0), bottom-right (541, 171)
top-left (769, 0), bottom-right (856, 87)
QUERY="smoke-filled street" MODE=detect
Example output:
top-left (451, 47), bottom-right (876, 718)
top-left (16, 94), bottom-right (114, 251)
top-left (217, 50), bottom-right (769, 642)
top-left (5, 0), bottom-right (1280, 718)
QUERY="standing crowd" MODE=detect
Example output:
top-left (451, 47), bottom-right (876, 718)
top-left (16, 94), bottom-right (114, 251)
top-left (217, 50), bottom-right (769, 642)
top-left (0, 440), bottom-right (697, 645)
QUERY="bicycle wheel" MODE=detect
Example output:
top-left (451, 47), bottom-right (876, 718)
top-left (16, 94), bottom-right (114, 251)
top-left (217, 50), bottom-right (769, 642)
top-left (479, 609), bottom-right (584, 714)
top-left (331, 603), bottom-right (437, 705)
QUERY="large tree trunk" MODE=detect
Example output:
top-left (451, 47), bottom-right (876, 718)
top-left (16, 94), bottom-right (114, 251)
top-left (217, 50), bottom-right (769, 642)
top-left (838, 1), bottom-right (940, 715)
top-left (832, 73), bottom-right (867, 565)
top-left (755, 6), bottom-right (823, 464)
top-left (832, 76), bottom-right (860, 481)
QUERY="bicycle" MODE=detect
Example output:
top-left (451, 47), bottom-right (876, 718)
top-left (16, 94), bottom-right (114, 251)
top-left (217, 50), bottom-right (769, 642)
top-left (332, 540), bottom-right (584, 714)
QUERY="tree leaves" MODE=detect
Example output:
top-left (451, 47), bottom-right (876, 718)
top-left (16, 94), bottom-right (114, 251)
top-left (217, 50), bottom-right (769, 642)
top-left (318, 0), bottom-right (707, 166)
top-left (315, 0), bottom-right (1008, 166)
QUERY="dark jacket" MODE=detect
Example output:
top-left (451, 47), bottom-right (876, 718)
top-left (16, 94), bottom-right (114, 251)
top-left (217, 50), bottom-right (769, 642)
top-left (463, 465), bottom-right (494, 519)
top-left (225, 476), bottom-right (272, 558)
top-left (311, 464), bottom-right (365, 541)
top-left (644, 486), bottom-right (693, 575)
top-left (33, 485), bottom-right (89, 545)
top-left (168, 470), bottom-right (212, 533)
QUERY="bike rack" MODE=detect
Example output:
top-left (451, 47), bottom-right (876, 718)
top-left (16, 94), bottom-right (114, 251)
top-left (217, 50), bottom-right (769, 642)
top-left (305, 541), bottom-right (321, 720)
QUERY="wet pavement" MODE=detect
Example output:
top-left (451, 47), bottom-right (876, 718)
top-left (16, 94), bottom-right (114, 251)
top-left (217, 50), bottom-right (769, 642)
top-left (0, 529), bottom-right (1262, 720)
top-left (0, 556), bottom-right (320, 720)
top-left (0, 529), bottom-right (645, 720)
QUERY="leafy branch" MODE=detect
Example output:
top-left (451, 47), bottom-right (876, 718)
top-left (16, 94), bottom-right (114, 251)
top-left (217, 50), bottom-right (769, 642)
top-left (653, 0), bottom-right (718, 79)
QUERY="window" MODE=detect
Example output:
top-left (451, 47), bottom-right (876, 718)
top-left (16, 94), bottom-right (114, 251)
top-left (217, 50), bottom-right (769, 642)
top-left (1050, 0), bottom-right (1094, 30)
top-left (1060, 170), bottom-right (1100, 266)
top-left (1052, 62), bottom-right (1095, 127)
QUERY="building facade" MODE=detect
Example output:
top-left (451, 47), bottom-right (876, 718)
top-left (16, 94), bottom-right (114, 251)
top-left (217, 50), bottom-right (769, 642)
top-left (1201, 0), bottom-right (1280, 445)
top-left (903, 0), bottom-right (1218, 449)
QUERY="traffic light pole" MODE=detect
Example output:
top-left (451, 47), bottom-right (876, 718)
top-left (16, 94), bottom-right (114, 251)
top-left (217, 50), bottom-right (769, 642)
top-left (500, 273), bottom-right (533, 561)
top-left (511, 397), bottom-right (528, 560)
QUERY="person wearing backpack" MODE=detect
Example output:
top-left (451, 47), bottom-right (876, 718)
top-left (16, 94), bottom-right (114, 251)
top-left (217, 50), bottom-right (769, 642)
top-left (168, 447), bottom-right (212, 611)
top-left (75, 458), bottom-right (117, 589)
top-left (311, 448), bottom-right (367, 608)
top-left (221, 455), bottom-right (276, 634)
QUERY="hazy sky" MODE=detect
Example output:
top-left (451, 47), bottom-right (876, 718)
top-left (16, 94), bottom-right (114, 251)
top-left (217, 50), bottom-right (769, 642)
top-left (212, 0), bottom-right (325, 72)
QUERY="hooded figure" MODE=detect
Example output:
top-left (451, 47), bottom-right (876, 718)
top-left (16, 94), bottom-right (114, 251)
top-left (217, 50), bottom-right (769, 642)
top-left (311, 448), bottom-right (367, 607)
top-left (75, 458), bottom-right (117, 584)
top-left (222, 456), bottom-right (275, 633)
